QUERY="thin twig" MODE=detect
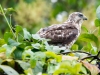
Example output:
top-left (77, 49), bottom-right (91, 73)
top-left (97, 51), bottom-right (100, 57)
top-left (61, 50), bottom-right (92, 55)
top-left (81, 55), bottom-right (95, 60)
top-left (0, 5), bottom-right (16, 38)
top-left (81, 51), bottom-right (100, 62)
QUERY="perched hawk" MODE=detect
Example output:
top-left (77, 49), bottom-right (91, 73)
top-left (37, 12), bottom-right (87, 49)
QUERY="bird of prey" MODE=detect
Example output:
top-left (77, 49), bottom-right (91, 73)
top-left (37, 12), bottom-right (87, 49)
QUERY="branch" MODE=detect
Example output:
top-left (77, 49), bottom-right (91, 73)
top-left (81, 51), bottom-right (100, 63)
top-left (61, 50), bottom-right (92, 55)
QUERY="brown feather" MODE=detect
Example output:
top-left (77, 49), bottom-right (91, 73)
top-left (37, 12), bottom-right (87, 49)
top-left (37, 22), bottom-right (78, 46)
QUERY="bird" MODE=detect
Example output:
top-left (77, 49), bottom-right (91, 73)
top-left (37, 12), bottom-right (87, 50)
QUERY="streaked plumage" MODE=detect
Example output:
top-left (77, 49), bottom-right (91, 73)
top-left (37, 12), bottom-right (87, 49)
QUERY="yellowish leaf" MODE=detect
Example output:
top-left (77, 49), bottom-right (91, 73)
top-left (82, 61), bottom-right (100, 75)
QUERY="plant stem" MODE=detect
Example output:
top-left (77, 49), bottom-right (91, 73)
top-left (10, 14), bottom-right (12, 26)
top-left (0, 5), bottom-right (16, 39)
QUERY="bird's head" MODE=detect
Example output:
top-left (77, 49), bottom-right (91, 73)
top-left (68, 12), bottom-right (87, 25)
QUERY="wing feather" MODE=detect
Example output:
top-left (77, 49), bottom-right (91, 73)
top-left (37, 23), bottom-right (78, 46)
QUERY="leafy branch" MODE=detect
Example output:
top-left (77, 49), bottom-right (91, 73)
top-left (81, 51), bottom-right (100, 63)
top-left (0, 5), bottom-right (100, 75)
top-left (0, 5), bottom-right (16, 39)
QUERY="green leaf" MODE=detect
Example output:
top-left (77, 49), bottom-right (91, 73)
top-left (13, 47), bottom-right (24, 59)
top-left (32, 34), bottom-right (42, 40)
top-left (89, 43), bottom-right (97, 55)
top-left (16, 60), bottom-right (30, 70)
top-left (71, 44), bottom-right (78, 50)
top-left (30, 58), bottom-right (36, 68)
top-left (32, 62), bottom-right (43, 75)
top-left (8, 38), bottom-right (20, 46)
top-left (23, 28), bottom-right (31, 40)
top-left (33, 52), bottom-right (46, 60)
top-left (47, 63), bottom-right (59, 74)
top-left (22, 49), bottom-right (34, 60)
top-left (45, 45), bottom-right (65, 54)
top-left (96, 5), bottom-right (100, 20)
top-left (2, 44), bottom-right (16, 58)
top-left (32, 34), bottom-right (50, 41)
top-left (32, 52), bottom-right (46, 65)
top-left (0, 47), bottom-right (6, 53)
top-left (53, 68), bottom-right (69, 75)
top-left (45, 51), bottom-right (62, 62)
top-left (80, 66), bottom-right (87, 74)
top-left (4, 32), bottom-right (13, 42)
top-left (82, 42), bottom-right (97, 55)
top-left (82, 43), bottom-right (93, 52)
top-left (0, 38), bottom-right (6, 47)
top-left (95, 19), bottom-right (100, 27)
top-left (56, 55), bottom-right (62, 62)
top-left (82, 26), bottom-right (88, 32)
top-left (60, 61), bottom-right (71, 69)
top-left (45, 51), bottom-right (56, 58)
top-left (73, 63), bottom-right (82, 74)
top-left (79, 33), bottom-right (99, 48)
top-left (25, 46), bottom-right (33, 50)
top-left (32, 43), bottom-right (41, 49)
top-left (0, 65), bottom-right (19, 75)
top-left (15, 25), bottom-right (22, 34)
top-left (7, 8), bottom-right (15, 12)
top-left (51, 46), bottom-right (65, 54)
top-left (24, 68), bottom-right (34, 75)
top-left (59, 61), bottom-right (82, 74)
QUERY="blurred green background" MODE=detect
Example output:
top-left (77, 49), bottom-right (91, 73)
top-left (0, 0), bottom-right (100, 37)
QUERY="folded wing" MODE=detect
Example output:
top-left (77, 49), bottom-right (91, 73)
top-left (37, 23), bottom-right (78, 46)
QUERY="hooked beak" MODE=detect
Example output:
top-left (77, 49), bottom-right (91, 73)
top-left (83, 16), bottom-right (87, 20)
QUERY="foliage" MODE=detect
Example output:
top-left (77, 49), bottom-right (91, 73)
top-left (0, 0), bottom-right (100, 36)
top-left (0, 4), bottom-right (100, 75)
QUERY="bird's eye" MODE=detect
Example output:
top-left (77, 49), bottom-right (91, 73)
top-left (78, 14), bottom-right (83, 17)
